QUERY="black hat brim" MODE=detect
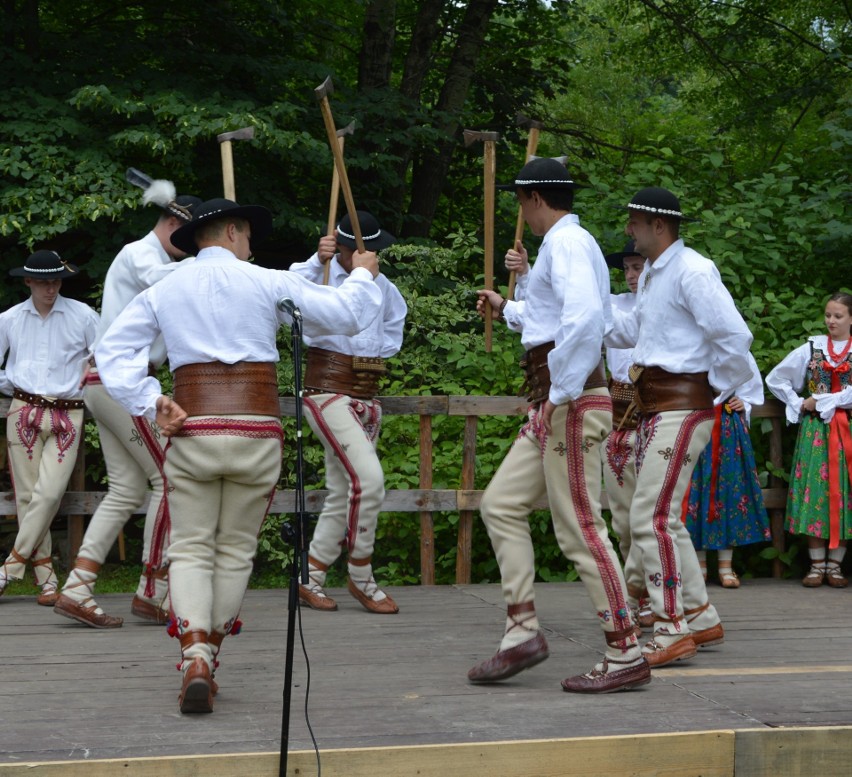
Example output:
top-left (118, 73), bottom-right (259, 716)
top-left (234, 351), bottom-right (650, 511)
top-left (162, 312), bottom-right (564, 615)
top-left (614, 204), bottom-right (700, 223)
top-left (605, 250), bottom-right (643, 269)
top-left (171, 204), bottom-right (273, 255)
top-left (9, 265), bottom-right (78, 279)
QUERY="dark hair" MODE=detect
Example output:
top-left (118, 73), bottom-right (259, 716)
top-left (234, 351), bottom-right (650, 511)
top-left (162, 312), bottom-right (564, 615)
top-left (534, 187), bottom-right (575, 212)
top-left (637, 210), bottom-right (680, 238)
top-left (827, 291), bottom-right (852, 324)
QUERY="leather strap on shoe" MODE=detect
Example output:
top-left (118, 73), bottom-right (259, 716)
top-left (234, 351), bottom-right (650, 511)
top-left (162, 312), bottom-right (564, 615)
top-left (684, 602), bottom-right (709, 623)
top-left (73, 557), bottom-right (102, 575)
top-left (506, 602), bottom-right (538, 634)
top-left (348, 555), bottom-right (371, 567)
top-left (308, 555), bottom-right (332, 571)
top-left (179, 629), bottom-right (209, 651)
top-left (10, 548), bottom-right (27, 565)
top-left (31, 556), bottom-right (53, 568)
top-left (605, 624), bottom-right (637, 647)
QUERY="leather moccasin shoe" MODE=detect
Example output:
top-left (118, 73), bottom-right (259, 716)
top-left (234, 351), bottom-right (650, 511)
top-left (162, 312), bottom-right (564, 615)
top-left (347, 579), bottom-right (399, 614)
top-left (130, 595), bottom-right (169, 623)
top-left (561, 656), bottom-right (651, 694)
top-left (642, 634), bottom-right (697, 668)
top-left (692, 622), bottom-right (724, 648)
top-left (37, 585), bottom-right (59, 607)
top-left (53, 593), bottom-right (123, 629)
top-left (468, 632), bottom-right (549, 683)
top-left (299, 584), bottom-right (338, 611)
top-left (179, 657), bottom-right (213, 714)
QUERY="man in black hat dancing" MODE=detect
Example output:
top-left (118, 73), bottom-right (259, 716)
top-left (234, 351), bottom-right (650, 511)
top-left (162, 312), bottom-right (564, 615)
top-left (607, 186), bottom-right (753, 667)
top-left (0, 251), bottom-right (99, 605)
top-left (289, 211), bottom-right (407, 614)
top-left (95, 197), bottom-right (383, 713)
top-left (56, 179), bottom-right (202, 629)
top-left (470, 158), bottom-right (651, 693)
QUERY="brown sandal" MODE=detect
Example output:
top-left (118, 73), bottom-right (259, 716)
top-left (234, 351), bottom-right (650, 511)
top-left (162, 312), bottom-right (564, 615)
top-left (718, 566), bottom-right (740, 589)
top-left (825, 560), bottom-right (848, 588)
top-left (802, 564), bottom-right (826, 588)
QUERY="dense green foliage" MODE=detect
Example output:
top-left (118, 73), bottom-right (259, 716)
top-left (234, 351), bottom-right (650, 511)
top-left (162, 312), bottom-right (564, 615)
top-left (1, 1), bottom-right (850, 586)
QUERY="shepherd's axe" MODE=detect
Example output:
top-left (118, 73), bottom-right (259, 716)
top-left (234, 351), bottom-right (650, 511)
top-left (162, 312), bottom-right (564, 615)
top-left (217, 126), bottom-right (255, 200)
top-left (126, 167), bottom-right (154, 191)
top-left (507, 115), bottom-right (544, 300)
top-left (315, 76), bottom-right (365, 253)
top-left (324, 120), bottom-right (356, 284)
top-left (464, 129), bottom-right (500, 353)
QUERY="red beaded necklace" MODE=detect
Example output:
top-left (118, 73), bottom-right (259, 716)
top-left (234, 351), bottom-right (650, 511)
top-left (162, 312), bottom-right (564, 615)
top-left (827, 335), bottom-right (852, 364)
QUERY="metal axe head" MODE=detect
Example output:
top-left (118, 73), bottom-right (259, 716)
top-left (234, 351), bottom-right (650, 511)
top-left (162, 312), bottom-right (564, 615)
top-left (217, 126), bottom-right (255, 144)
top-left (515, 113), bottom-right (544, 131)
top-left (336, 120), bottom-right (355, 138)
top-left (463, 129), bottom-right (500, 147)
top-left (530, 154), bottom-right (568, 165)
top-left (126, 167), bottom-right (154, 190)
top-left (315, 75), bottom-right (334, 102)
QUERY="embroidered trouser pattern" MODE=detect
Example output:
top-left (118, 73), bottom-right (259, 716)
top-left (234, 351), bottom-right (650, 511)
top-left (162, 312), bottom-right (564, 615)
top-left (602, 428), bottom-right (644, 595)
top-left (479, 389), bottom-right (633, 635)
top-left (303, 393), bottom-right (384, 563)
top-left (78, 383), bottom-right (167, 573)
top-left (4, 399), bottom-right (83, 585)
top-left (629, 409), bottom-right (718, 632)
top-left (165, 415), bottom-right (282, 667)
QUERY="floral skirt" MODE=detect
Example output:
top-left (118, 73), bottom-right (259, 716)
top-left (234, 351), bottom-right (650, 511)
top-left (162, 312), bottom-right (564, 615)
top-left (684, 408), bottom-right (770, 550)
top-left (785, 414), bottom-right (852, 539)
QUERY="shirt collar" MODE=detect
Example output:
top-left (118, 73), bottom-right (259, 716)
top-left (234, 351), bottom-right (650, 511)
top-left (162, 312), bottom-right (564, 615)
top-left (649, 238), bottom-right (684, 271)
top-left (196, 245), bottom-right (240, 262)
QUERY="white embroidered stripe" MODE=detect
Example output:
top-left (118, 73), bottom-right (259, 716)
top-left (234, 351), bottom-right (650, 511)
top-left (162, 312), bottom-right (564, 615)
top-left (514, 178), bottom-right (575, 185)
top-left (626, 203), bottom-right (684, 217)
top-left (22, 267), bottom-right (66, 274)
top-left (337, 227), bottom-right (382, 241)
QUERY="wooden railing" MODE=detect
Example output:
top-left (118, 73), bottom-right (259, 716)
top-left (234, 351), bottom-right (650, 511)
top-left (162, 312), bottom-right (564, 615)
top-left (0, 396), bottom-right (791, 583)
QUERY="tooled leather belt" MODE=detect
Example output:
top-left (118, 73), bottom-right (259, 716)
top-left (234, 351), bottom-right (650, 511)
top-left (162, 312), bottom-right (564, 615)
top-left (629, 365), bottom-right (714, 413)
top-left (12, 389), bottom-right (84, 411)
top-left (172, 361), bottom-right (280, 417)
top-left (303, 347), bottom-right (386, 400)
top-left (519, 341), bottom-right (607, 404)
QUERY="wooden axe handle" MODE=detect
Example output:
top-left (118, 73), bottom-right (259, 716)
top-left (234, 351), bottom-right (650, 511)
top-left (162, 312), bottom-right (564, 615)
top-left (220, 140), bottom-right (236, 200)
top-left (318, 97), bottom-right (364, 253)
top-left (324, 135), bottom-right (346, 285)
top-left (484, 139), bottom-right (496, 353)
top-left (507, 126), bottom-right (541, 300)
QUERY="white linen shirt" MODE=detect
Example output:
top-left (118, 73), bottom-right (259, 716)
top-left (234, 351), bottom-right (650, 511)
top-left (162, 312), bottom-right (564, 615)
top-left (97, 230), bottom-right (190, 366)
top-left (607, 239), bottom-right (753, 398)
top-left (95, 246), bottom-right (383, 420)
top-left (501, 213), bottom-right (611, 405)
top-left (605, 292), bottom-right (636, 383)
top-left (287, 253), bottom-right (407, 357)
top-left (0, 295), bottom-right (99, 398)
top-left (766, 336), bottom-right (852, 424)
top-left (719, 352), bottom-right (764, 426)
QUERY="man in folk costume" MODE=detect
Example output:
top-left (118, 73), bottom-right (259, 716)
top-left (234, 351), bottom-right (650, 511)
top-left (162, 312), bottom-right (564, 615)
top-left (607, 187), bottom-right (753, 667)
top-left (601, 241), bottom-right (652, 631)
top-left (95, 197), bottom-right (382, 713)
top-left (0, 251), bottom-right (99, 605)
top-left (471, 158), bottom-right (651, 693)
top-left (289, 211), bottom-right (407, 614)
top-left (55, 181), bottom-right (201, 629)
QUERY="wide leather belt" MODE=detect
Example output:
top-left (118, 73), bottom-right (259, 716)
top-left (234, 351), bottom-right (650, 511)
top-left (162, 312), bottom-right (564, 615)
top-left (609, 379), bottom-right (639, 430)
top-left (12, 389), bottom-right (84, 411)
top-left (304, 347), bottom-right (386, 400)
top-left (629, 365), bottom-right (714, 413)
top-left (172, 361), bottom-right (280, 417)
top-left (519, 341), bottom-right (607, 404)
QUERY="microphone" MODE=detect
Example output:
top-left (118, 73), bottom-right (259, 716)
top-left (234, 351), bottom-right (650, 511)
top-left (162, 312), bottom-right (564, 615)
top-left (277, 297), bottom-right (301, 319)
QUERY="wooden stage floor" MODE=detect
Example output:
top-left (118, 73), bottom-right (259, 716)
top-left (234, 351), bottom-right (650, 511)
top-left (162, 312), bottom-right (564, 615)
top-left (1, 579), bottom-right (851, 776)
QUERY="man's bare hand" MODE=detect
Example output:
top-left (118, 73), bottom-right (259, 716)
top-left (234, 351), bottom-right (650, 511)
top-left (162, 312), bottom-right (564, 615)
top-left (505, 240), bottom-right (529, 276)
top-left (476, 289), bottom-right (503, 320)
top-left (352, 249), bottom-right (379, 278)
top-left (317, 234), bottom-right (337, 264)
top-left (155, 395), bottom-right (187, 437)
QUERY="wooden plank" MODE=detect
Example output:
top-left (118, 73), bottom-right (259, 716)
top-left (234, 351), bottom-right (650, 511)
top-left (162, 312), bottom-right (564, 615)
top-left (419, 413), bottom-right (435, 584)
top-left (735, 726), bottom-right (852, 777)
top-left (279, 395), bottom-right (449, 417)
top-left (448, 395), bottom-right (528, 416)
top-left (456, 415), bottom-right (478, 584)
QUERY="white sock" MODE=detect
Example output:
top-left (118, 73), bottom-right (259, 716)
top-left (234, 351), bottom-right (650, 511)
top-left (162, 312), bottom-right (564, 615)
top-left (718, 548), bottom-right (734, 564)
top-left (499, 613), bottom-right (540, 651)
top-left (809, 547), bottom-right (827, 568)
top-left (62, 567), bottom-right (105, 615)
top-left (348, 562), bottom-right (387, 602)
top-left (828, 547), bottom-right (847, 564)
top-left (603, 642), bottom-right (643, 668)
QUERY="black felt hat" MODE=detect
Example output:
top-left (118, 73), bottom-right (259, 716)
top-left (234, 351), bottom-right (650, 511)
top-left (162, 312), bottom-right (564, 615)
top-left (605, 240), bottom-right (642, 269)
top-left (9, 250), bottom-right (78, 279)
top-left (336, 211), bottom-right (396, 251)
top-left (619, 187), bottom-right (698, 222)
top-left (170, 198), bottom-right (273, 255)
top-left (496, 157), bottom-right (583, 191)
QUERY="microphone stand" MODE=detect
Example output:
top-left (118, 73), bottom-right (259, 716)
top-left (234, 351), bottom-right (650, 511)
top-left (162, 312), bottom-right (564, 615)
top-left (279, 303), bottom-right (310, 777)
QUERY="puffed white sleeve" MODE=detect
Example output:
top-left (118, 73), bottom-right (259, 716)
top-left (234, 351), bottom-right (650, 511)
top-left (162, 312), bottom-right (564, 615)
top-left (765, 343), bottom-right (811, 425)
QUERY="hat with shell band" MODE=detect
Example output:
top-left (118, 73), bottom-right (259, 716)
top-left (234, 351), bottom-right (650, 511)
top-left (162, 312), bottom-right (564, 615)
top-left (170, 198), bottom-right (273, 255)
top-left (9, 250), bottom-right (79, 279)
top-left (605, 240), bottom-right (642, 269)
top-left (496, 157), bottom-right (583, 190)
top-left (336, 211), bottom-right (396, 251)
top-left (620, 187), bottom-right (699, 222)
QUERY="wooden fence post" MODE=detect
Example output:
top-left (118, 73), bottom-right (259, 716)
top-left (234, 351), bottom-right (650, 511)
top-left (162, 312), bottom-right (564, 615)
top-left (419, 413), bottom-right (435, 585)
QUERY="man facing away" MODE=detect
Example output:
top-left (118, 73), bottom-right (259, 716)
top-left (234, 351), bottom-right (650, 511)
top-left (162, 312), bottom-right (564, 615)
top-left (95, 197), bottom-right (383, 713)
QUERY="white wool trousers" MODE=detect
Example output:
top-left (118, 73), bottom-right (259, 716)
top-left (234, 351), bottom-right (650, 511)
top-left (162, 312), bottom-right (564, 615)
top-left (4, 399), bottom-right (83, 585)
top-left (165, 415), bottom-right (282, 666)
top-left (303, 393), bottom-right (385, 565)
top-left (479, 389), bottom-right (634, 636)
top-left (628, 409), bottom-right (719, 633)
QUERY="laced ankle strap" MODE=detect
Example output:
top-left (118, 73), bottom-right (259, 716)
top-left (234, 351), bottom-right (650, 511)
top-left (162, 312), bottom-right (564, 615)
top-left (506, 602), bottom-right (538, 634)
top-left (179, 629), bottom-right (209, 652)
top-left (10, 548), bottom-right (27, 565)
top-left (605, 624), bottom-right (637, 647)
top-left (684, 602), bottom-right (709, 623)
top-left (73, 557), bottom-right (102, 575)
